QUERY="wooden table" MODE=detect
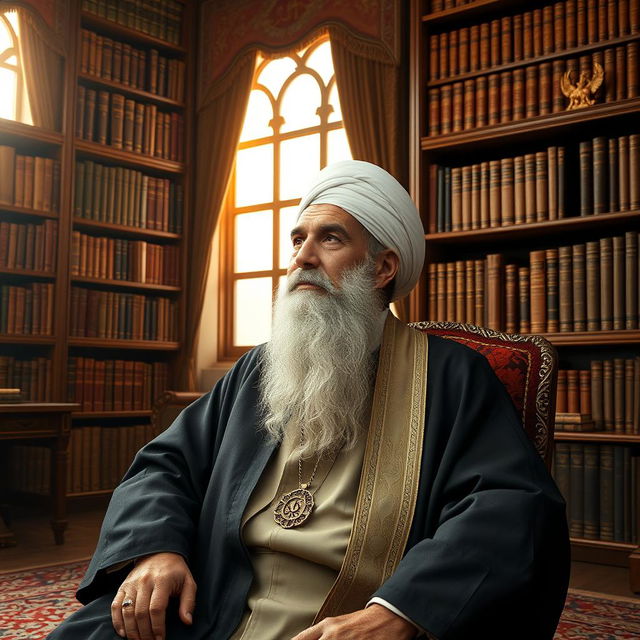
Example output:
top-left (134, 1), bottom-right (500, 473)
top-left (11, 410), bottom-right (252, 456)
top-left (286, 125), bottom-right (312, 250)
top-left (0, 403), bottom-right (80, 546)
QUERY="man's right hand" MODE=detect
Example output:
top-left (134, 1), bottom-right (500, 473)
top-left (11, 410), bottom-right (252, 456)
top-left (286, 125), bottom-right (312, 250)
top-left (111, 552), bottom-right (196, 640)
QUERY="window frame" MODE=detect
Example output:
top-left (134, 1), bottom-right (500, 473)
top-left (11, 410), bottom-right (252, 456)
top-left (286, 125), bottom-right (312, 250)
top-left (0, 11), bottom-right (26, 123)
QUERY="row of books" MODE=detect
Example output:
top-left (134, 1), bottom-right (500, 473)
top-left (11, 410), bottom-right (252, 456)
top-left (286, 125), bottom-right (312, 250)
top-left (80, 28), bottom-right (185, 101)
top-left (428, 46), bottom-right (639, 136)
top-left (557, 359), bottom-right (640, 434)
top-left (0, 146), bottom-right (60, 212)
top-left (579, 135), bottom-right (640, 216)
top-left (426, 233), bottom-right (640, 333)
top-left (0, 356), bottom-right (52, 402)
top-left (81, 0), bottom-right (183, 46)
top-left (69, 287), bottom-right (178, 342)
top-left (67, 357), bottom-right (169, 412)
top-left (0, 220), bottom-right (58, 273)
top-left (0, 284), bottom-right (54, 336)
top-left (76, 87), bottom-right (184, 161)
top-left (71, 231), bottom-right (180, 286)
top-left (74, 160), bottom-right (184, 233)
top-left (429, 0), bottom-right (640, 81)
top-left (553, 443), bottom-right (638, 543)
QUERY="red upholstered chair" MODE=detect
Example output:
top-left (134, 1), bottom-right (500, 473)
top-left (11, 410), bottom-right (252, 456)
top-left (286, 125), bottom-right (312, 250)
top-left (409, 321), bottom-right (558, 469)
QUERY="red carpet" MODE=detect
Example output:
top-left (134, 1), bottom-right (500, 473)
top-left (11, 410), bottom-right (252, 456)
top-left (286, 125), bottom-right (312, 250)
top-left (0, 560), bottom-right (639, 639)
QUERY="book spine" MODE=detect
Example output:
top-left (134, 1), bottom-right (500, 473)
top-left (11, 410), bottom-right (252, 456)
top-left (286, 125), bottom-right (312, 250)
top-left (530, 250), bottom-right (547, 332)
top-left (559, 246), bottom-right (573, 332)
top-left (546, 248), bottom-right (559, 332)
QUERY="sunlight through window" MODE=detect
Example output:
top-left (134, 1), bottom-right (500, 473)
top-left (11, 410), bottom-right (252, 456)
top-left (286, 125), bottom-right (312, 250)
top-left (0, 11), bottom-right (32, 125)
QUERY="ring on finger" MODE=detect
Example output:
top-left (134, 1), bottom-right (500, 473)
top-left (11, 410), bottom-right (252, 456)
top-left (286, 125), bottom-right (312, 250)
top-left (122, 598), bottom-right (135, 608)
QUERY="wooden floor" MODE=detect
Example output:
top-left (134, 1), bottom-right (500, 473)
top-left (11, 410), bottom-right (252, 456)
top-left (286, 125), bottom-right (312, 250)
top-left (1, 505), bottom-right (639, 600)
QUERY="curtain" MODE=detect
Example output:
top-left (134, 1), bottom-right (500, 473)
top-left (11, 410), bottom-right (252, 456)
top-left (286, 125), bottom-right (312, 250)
top-left (180, 52), bottom-right (257, 390)
top-left (16, 8), bottom-right (63, 131)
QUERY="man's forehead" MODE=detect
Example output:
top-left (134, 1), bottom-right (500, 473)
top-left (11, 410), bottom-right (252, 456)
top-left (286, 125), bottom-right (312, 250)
top-left (298, 203), bottom-right (363, 230)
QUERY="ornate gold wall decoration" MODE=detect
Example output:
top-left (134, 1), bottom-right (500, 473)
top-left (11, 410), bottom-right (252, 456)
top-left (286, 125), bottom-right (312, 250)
top-left (561, 62), bottom-right (605, 110)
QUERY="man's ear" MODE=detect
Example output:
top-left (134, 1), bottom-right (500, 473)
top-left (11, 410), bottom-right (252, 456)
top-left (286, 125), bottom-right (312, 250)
top-left (374, 249), bottom-right (399, 290)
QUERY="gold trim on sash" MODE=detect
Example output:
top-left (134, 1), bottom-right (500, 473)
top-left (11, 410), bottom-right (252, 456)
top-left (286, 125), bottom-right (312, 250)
top-left (313, 315), bottom-right (429, 620)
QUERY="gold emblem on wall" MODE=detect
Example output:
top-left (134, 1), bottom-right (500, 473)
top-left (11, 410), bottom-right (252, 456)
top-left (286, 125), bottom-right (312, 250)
top-left (560, 62), bottom-right (605, 110)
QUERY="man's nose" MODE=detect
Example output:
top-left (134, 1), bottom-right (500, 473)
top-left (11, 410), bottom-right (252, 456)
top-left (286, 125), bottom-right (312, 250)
top-left (293, 239), bottom-right (320, 269)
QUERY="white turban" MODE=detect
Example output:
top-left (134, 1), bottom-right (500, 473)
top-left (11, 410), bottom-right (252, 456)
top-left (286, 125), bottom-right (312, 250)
top-left (297, 160), bottom-right (425, 301)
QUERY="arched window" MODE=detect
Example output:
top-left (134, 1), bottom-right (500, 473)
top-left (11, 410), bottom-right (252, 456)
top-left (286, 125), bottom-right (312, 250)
top-left (0, 11), bottom-right (32, 124)
top-left (219, 36), bottom-right (351, 359)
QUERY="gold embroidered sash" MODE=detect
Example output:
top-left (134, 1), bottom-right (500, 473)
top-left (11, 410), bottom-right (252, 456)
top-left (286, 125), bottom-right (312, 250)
top-left (314, 314), bottom-right (429, 621)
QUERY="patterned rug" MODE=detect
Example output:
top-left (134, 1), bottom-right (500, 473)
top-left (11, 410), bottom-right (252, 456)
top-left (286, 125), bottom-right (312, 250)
top-left (0, 560), bottom-right (639, 639)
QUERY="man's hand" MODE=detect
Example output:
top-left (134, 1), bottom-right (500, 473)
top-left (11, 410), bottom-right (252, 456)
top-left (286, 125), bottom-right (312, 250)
top-left (110, 552), bottom-right (196, 640)
top-left (291, 604), bottom-right (417, 640)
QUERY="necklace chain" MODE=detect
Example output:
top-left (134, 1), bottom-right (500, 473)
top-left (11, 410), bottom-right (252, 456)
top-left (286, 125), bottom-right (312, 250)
top-left (298, 423), bottom-right (321, 490)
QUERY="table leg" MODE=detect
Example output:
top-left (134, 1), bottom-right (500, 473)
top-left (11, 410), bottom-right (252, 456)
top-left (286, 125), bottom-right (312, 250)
top-left (50, 418), bottom-right (70, 545)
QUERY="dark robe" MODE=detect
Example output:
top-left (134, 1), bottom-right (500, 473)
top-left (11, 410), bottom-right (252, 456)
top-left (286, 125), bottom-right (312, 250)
top-left (47, 335), bottom-right (570, 640)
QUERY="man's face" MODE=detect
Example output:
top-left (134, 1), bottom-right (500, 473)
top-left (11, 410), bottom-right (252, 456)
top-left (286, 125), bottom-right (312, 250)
top-left (287, 204), bottom-right (371, 292)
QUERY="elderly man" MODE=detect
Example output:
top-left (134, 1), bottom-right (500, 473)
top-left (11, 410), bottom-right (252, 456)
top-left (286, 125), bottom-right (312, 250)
top-left (48, 161), bottom-right (569, 640)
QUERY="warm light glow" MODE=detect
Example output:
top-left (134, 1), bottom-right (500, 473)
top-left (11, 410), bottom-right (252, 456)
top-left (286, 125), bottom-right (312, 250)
top-left (234, 278), bottom-right (273, 345)
top-left (280, 73), bottom-right (321, 133)
top-left (0, 11), bottom-right (32, 125)
top-left (235, 143), bottom-right (274, 207)
top-left (305, 40), bottom-right (334, 87)
top-left (0, 67), bottom-right (17, 120)
top-left (328, 82), bottom-right (342, 122)
top-left (235, 210), bottom-right (274, 272)
top-left (257, 57), bottom-right (296, 97)
top-left (239, 89), bottom-right (273, 142)
top-left (280, 134), bottom-right (320, 201)
top-left (279, 206), bottom-right (299, 268)
top-left (327, 128), bottom-right (351, 166)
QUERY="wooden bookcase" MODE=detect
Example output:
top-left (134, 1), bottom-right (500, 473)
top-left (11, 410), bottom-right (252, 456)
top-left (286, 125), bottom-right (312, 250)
top-left (409, 0), bottom-right (640, 589)
top-left (0, 0), bottom-right (194, 501)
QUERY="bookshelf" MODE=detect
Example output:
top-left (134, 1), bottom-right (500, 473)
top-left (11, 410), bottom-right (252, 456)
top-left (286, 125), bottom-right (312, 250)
top-left (410, 0), bottom-right (640, 589)
top-left (0, 0), bottom-right (193, 503)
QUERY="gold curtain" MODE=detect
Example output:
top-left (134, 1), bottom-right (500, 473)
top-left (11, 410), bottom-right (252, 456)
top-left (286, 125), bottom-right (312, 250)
top-left (180, 51), bottom-right (257, 390)
top-left (16, 8), bottom-right (63, 131)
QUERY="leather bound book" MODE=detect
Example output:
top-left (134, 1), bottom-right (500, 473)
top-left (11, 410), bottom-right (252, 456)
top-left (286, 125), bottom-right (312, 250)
top-left (452, 82), bottom-right (464, 132)
top-left (96, 90), bottom-right (109, 145)
top-left (539, 62), bottom-right (552, 115)
top-left (459, 27), bottom-right (469, 74)
top-left (430, 1), bottom-right (443, 12)
top-left (535, 151), bottom-right (548, 222)
top-left (552, 60), bottom-right (566, 112)
top-left (524, 152), bottom-right (537, 223)
top-left (436, 166), bottom-right (444, 232)
top-left (430, 34), bottom-right (439, 81)
top-left (558, 146), bottom-right (566, 218)
top-left (625, 231), bottom-right (638, 329)
top-left (632, 0), bottom-right (640, 33)
top-left (134, 103), bottom-right (144, 154)
top-left (112, 40), bottom-right (122, 83)
top-left (572, 243), bottom-right (587, 331)
top-left (579, 139), bottom-right (593, 215)
top-left (514, 155), bottom-right (526, 225)
top-left (625, 360), bottom-right (635, 433)
top-left (449, 29), bottom-right (459, 78)
top-left (583, 444), bottom-right (600, 540)
top-left (618, 136), bottom-right (630, 211)
top-left (615, 46), bottom-right (627, 102)
top-left (513, 68), bottom-right (525, 120)
top-left (501, 16), bottom-right (512, 64)
top-left (440, 85), bottom-right (452, 134)
top-left (461, 165), bottom-right (472, 230)
top-left (614, 359), bottom-right (625, 434)
top-left (603, 48), bottom-right (616, 103)
top-left (486, 253), bottom-right (504, 331)
top-left (475, 76), bottom-right (487, 128)
top-left (627, 43), bottom-right (639, 98)
top-left (428, 264), bottom-right (437, 320)
top-left (455, 260), bottom-right (465, 322)
top-left (480, 161), bottom-right (490, 228)
top-left (102, 37), bottom-right (113, 80)
top-left (523, 11), bottom-right (533, 59)
top-left (612, 235), bottom-right (625, 330)
top-left (451, 167), bottom-right (462, 231)
top-left (436, 263), bottom-right (446, 321)
top-left (530, 249), bottom-right (547, 332)
top-left (505, 263), bottom-right (518, 333)
top-left (599, 236), bottom-right (614, 330)
top-left (569, 443), bottom-right (585, 538)
top-left (469, 25), bottom-right (480, 72)
top-left (83, 88), bottom-right (96, 141)
top-left (110, 93), bottom-right (124, 150)
top-left (23, 156), bottom-right (34, 210)
top-left (439, 33), bottom-right (448, 78)
top-left (607, 0), bottom-right (618, 38)
top-left (488, 73), bottom-right (500, 125)
top-left (500, 157), bottom-right (515, 226)
top-left (480, 22), bottom-right (490, 70)
top-left (630, 134), bottom-right (640, 208)
top-left (566, 0), bottom-right (577, 47)
top-left (586, 240), bottom-right (601, 330)
top-left (580, 369), bottom-right (592, 416)
top-left (474, 259), bottom-right (485, 325)
top-left (548, 146), bottom-right (558, 220)
top-left (576, 0), bottom-right (588, 44)
top-left (587, 0), bottom-right (598, 43)
top-left (603, 360), bottom-right (614, 431)
top-left (471, 163), bottom-right (481, 229)
top-left (554, 2), bottom-right (566, 51)
top-left (525, 65), bottom-right (538, 119)
top-left (557, 370), bottom-right (568, 412)
top-left (634, 357), bottom-right (640, 434)
top-left (591, 360), bottom-right (604, 429)
top-left (608, 137), bottom-right (619, 212)
top-left (542, 5), bottom-right (554, 55)
top-left (75, 85), bottom-right (86, 140)
top-left (599, 445), bottom-right (614, 540)
top-left (593, 136), bottom-right (608, 215)
top-left (488, 160), bottom-right (501, 227)
top-left (597, 0), bottom-right (608, 41)
top-left (121, 43), bottom-right (131, 86)
top-left (513, 14), bottom-right (523, 60)
top-left (500, 71), bottom-right (512, 123)
top-left (490, 19), bottom-right (501, 67)
top-left (553, 443), bottom-right (571, 519)
top-left (446, 261), bottom-right (456, 321)
top-left (618, 0), bottom-right (630, 35)
top-left (429, 89), bottom-right (440, 137)
top-left (546, 247), bottom-right (559, 332)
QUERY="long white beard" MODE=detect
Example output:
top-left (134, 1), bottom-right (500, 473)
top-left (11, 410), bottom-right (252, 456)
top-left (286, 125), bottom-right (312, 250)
top-left (259, 258), bottom-right (383, 459)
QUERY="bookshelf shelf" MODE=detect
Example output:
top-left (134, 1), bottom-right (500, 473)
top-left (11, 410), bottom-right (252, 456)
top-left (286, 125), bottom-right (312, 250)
top-left (80, 11), bottom-right (187, 53)
top-left (421, 98), bottom-right (640, 154)
top-left (75, 138), bottom-right (185, 173)
top-left (555, 432), bottom-right (640, 443)
top-left (71, 276), bottom-right (181, 293)
top-left (0, 204), bottom-right (59, 220)
top-left (0, 119), bottom-right (64, 147)
top-left (73, 217), bottom-right (181, 241)
top-left (541, 331), bottom-right (640, 346)
top-left (427, 33), bottom-right (640, 88)
top-left (77, 73), bottom-right (185, 109)
top-left (0, 268), bottom-right (55, 280)
top-left (0, 336), bottom-right (55, 345)
top-left (68, 337), bottom-right (180, 350)
top-left (422, 0), bottom-right (526, 25)
top-left (73, 410), bottom-right (153, 418)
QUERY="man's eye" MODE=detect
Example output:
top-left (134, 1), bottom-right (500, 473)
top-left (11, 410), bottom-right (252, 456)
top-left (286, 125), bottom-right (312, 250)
top-left (292, 237), bottom-right (303, 247)
top-left (325, 234), bottom-right (340, 243)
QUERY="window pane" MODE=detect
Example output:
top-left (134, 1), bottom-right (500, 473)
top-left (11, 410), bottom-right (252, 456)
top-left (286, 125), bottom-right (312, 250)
top-left (305, 41), bottom-right (334, 87)
top-left (328, 82), bottom-right (343, 123)
top-left (280, 73), bottom-right (321, 133)
top-left (239, 89), bottom-right (273, 142)
top-left (278, 205), bottom-right (299, 268)
top-left (280, 134), bottom-right (320, 201)
top-left (236, 143), bottom-right (273, 207)
top-left (0, 67), bottom-right (17, 120)
top-left (327, 128), bottom-right (351, 166)
top-left (0, 18), bottom-right (13, 52)
top-left (235, 210), bottom-right (273, 273)
top-left (234, 277), bottom-right (273, 345)
top-left (257, 57), bottom-right (296, 98)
